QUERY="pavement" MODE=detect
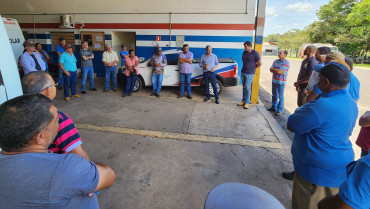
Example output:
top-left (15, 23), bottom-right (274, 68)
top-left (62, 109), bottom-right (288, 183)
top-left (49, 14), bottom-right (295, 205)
top-left (260, 56), bottom-right (370, 160)
top-left (54, 77), bottom-right (293, 209)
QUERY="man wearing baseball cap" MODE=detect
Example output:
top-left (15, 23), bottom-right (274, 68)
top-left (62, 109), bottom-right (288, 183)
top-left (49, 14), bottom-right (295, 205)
top-left (20, 40), bottom-right (46, 75)
top-left (59, 44), bottom-right (80, 101)
top-left (287, 63), bottom-right (358, 209)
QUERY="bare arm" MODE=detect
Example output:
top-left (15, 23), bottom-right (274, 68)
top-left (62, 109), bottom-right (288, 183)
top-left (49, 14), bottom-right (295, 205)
top-left (270, 67), bottom-right (284, 75)
top-left (94, 163), bottom-right (116, 192)
top-left (359, 111), bottom-right (370, 127)
top-left (318, 195), bottom-right (353, 209)
top-left (69, 145), bottom-right (90, 161)
top-left (211, 65), bottom-right (218, 72)
top-left (57, 52), bottom-right (62, 57)
top-left (59, 63), bottom-right (70, 76)
top-left (295, 73), bottom-right (312, 86)
top-left (43, 51), bottom-right (50, 60)
top-left (81, 56), bottom-right (89, 61)
top-left (256, 60), bottom-right (262, 68)
top-left (305, 90), bottom-right (318, 103)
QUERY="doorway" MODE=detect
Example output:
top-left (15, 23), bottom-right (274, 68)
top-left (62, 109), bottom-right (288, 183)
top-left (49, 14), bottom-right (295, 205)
top-left (112, 32), bottom-right (136, 67)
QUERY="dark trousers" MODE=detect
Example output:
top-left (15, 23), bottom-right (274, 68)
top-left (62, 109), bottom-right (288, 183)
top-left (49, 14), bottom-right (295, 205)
top-left (63, 71), bottom-right (77, 97)
top-left (203, 71), bottom-right (218, 99)
top-left (125, 75), bottom-right (138, 94)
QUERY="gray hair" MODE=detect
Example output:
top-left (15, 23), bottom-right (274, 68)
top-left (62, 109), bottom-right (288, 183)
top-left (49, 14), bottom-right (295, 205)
top-left (105, 43), bottom-right (112, 49)
top-left (21, 71), bottom-right (52, 94)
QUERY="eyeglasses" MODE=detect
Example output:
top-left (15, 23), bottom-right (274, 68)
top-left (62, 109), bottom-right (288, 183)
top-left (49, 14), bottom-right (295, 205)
top-left (40, 82), bottom-right (58, 92)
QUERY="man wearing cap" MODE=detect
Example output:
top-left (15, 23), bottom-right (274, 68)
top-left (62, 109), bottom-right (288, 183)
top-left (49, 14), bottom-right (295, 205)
top-left (56, 37), bottom-right (66, 89)
top-left (178, 44), bottom-right (194, 99)
top-left (120, 44), bottom-right (129, 67)
top-left (237, 41), bottom-right (262, 109)
top-left (20, 40), bottom-right (46, 75)
top-left (80, 41), bottom-right (97, 94)
top-left (102, 43), bottom-right (119, 92)
top-left (287, 63), bottom-right (358, 209)
top-left (306, 47), bottom-right (331, 93)
top-left (294, 45), bottom-right (318, 107)
top-left (150, 47), bottom-right (167, 97)
top-left (59, 44), bottom-right (80, 101)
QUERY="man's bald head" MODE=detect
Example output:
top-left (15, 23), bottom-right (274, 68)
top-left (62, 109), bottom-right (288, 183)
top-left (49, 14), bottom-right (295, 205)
top-left (22, 71), bottom-right (56, 100)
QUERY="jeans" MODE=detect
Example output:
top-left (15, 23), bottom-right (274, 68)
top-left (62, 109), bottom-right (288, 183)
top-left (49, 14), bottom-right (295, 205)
top-left (63, 71), bottom-right (77, 97)
top-left (241, 73), bottom-right (255, 104)
top-left (152, 73), bottom-right (163, 94)
top-left (204, 71), bottom-right (218, 99)
top-left (271, 82), bottom-right (286, 112)
top-left (105, 66), bottom-right (117, 91)
top-left (125, 75), bottom-right (138, 94)
top-left (81, 66), bottom-right (95, 91)
top-left (58, 68), bottom-right (64, 87)
top-left (180, 73), bottom-right (192, 95)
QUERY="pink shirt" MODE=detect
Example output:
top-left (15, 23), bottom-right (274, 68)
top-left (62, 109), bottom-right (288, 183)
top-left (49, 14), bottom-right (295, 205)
top-left (125, 56), bottom-right (139, 76)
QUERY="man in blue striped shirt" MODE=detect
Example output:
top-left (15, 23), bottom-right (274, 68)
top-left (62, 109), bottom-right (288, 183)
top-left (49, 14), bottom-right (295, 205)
top-left (267, 50), bottom-right (290, 116)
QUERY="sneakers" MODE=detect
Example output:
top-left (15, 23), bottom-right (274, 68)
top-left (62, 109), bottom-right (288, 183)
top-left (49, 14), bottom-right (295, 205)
top-left (72, 95), bottom-right (81, 98)
top-left (203, 98), bottom-right (210, 102)
top-left (267, 107), bottom-right (276, 111)
top-left (155, 93), bottom-right (160, 98)
top-left (122, 93), bottom-right (128, 98)
top-left (187, 95), bottom-right (192, 100)
top-left (81, 90), bottom-right (87, 94)
top-left (90, 87), bottom-right (98, 91)
top-left (177, 94), bottom-right (184, 98)
top-left (243, 104), bottom-right (249, 109)
top-left (275, 111), bottom-right (281, 116)
top-left (64, 97), bottom-right (70, 101)
top-left (237, 101), bottom-right (245, 106)
top-left (151, 92), bottom-right (156, 96)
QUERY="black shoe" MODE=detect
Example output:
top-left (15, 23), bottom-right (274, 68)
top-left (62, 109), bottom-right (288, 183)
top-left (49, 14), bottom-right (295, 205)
top-left (113, 89), bottom-right (118, 92)
top-left (151, 92), bottom-right (156, 96)
top-left (187, 95), bottom-right (192, 100)
top-left (177, 94), bottom-right (184, 98)
top-left (203, 98), bottom-right (210, 102)
top-left (282, 171), bottom-right (295, 181)
top-left (103, 89), bottom-right (109, 92)
top-left (57, 86), bottom-right (63, 90)
top-left (129, 92), bottom-right (132, 96)
top-left (90, 87), bottom-right (98, 91)
top-left (122, 93), bottom-right (128, 98)
top-left (155, 93), bottom-right (160, 97)
top-left (215, 99), bottom-right (219, 104)
top-left (81, 90), bottom-right (87, 94)
top-left (267, 107), bottom-right (276, 111)
top-left (275, 111), bottom-right (281, 116)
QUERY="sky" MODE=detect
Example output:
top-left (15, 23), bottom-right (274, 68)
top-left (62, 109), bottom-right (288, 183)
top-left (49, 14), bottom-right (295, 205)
top-left (264, 0), bottom-right (331, 36)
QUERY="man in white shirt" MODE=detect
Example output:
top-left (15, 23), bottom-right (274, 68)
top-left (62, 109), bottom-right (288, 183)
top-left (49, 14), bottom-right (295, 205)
top-left (102, 43), bottom-right (119, 92)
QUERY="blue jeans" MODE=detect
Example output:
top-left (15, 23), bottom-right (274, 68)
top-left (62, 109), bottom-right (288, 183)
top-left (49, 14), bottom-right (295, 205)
top-left (241, 73), bottom-right (255, 104)
top-left (152, 73), bottom-right (163, 94)
top-left (271, 82), bottom-right (286, 112)
top-left (63, 71), bottom-right (77, 97)
top-left (125, 75), bottom-right (138, 94)
top-left (204, 71), bottom-right (218, 99)
top-left (180, 73), bottom-right (192, 95)
top-left (81, 66), bottom-right (95, 91)
top-left (105, 66), bottom-right (117, 90)
top-left (58, 68), bottom-right (64, 87)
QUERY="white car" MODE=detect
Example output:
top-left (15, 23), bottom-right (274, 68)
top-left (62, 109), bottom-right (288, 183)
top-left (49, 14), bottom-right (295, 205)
top-left (118, 49), bottom-right (239, 95)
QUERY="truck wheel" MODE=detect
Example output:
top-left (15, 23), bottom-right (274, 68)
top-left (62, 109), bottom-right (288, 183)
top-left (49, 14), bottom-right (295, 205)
top-left (133, 77), bottom-right (143, 92)
top-left (209, 79), bottom-right (223, 96)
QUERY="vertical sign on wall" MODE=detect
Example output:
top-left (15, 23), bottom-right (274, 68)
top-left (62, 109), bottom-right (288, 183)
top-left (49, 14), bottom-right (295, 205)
top-left (156, 36), bottom-right (161, 41)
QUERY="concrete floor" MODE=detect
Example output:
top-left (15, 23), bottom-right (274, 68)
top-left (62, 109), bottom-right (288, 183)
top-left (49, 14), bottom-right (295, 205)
top-left (54, 77), bottom-right (293, 209)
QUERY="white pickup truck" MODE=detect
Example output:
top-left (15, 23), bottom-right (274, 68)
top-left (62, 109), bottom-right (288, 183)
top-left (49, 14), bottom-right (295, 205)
top-left (118, 49), bottom-right (239, 95)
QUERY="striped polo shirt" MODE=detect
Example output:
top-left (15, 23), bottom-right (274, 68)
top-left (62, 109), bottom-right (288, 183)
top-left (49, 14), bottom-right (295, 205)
top-left (271, 58), bottom-right (290, 84)
top-left (48, 111), bottom-right (82, 154)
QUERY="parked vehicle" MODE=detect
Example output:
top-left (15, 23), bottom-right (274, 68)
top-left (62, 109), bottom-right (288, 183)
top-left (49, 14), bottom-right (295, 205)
top-left (297, 43), bottom-right (339, 58)
top-left (117, 49), bottom-right (239, 96)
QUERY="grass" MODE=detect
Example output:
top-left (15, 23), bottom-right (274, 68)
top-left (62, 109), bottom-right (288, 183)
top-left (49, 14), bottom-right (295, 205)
top-left (354, 63), bottom-right (370, 69)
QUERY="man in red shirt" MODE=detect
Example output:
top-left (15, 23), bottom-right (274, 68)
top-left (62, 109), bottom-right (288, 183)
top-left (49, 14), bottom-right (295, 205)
top-left (356, 111), bottom-right (370, 157)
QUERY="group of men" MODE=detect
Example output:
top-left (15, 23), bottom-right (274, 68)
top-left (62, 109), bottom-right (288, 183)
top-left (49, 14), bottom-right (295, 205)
top-left (265, 45), bottom-right (368, 208)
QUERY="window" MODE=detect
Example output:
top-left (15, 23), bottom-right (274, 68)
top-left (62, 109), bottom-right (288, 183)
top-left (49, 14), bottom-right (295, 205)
top-left (51, 32), bottom-right (75, 52)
